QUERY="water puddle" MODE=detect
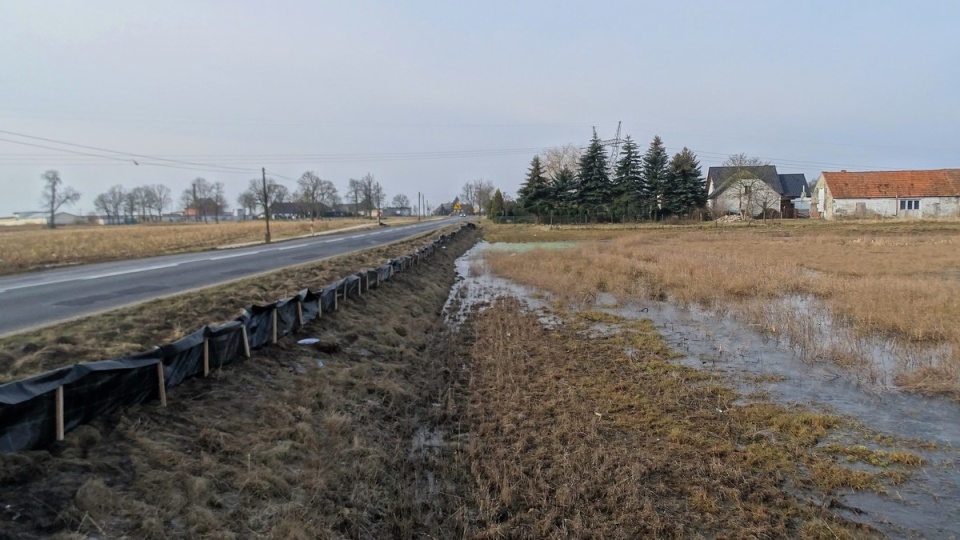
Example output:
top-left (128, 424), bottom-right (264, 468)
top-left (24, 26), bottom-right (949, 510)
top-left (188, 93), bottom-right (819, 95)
top-left (446, 242), bottom-right (960, 539)
top-left (443, 242), bottom-right (559, 330)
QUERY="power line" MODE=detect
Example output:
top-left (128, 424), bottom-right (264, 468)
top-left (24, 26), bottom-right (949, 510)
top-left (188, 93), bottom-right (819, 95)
top-left (0, 136), bottom-right (258, 175)
top-left (0, 129), bottom-right (257, 174)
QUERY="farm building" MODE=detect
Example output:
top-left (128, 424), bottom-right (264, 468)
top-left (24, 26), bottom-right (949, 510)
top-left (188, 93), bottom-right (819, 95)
top-left (811, 169), bottom-right (960, 219)
top-left (706, 166), bottom-right (809, 218)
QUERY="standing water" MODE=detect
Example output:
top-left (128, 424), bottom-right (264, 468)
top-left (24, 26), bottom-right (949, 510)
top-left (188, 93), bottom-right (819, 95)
top-left (447, 242), bottom-right (960, 539)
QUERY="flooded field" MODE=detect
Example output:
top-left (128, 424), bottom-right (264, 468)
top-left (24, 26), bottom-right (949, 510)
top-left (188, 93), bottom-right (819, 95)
top-left (453, 241), bottom-right (960, 539)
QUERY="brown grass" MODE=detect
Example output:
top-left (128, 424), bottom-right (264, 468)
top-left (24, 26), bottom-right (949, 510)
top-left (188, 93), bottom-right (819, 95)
top-left (0, 224), bottom-right (458, 382)
top-left (0, 217), bottom-right (425, 275)
top-left (462, 301), bottom-right (884, 537)
top-left (0, 228), bottom-right (480, 538)
top-left (482, 221), bottom-right (960, 394)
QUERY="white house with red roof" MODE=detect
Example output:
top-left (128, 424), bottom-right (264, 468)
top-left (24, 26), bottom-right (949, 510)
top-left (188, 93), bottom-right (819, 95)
top-left (811, 169), bottom-right (960, 219)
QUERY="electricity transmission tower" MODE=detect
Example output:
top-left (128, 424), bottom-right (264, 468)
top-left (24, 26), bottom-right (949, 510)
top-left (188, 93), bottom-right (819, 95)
top-left (600, 121), bottom-right (622, 174)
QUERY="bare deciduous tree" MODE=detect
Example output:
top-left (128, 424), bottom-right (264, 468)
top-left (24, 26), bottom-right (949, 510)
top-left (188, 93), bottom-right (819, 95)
top-left (181, 177), bottom-right (212, 222)
top-left (358, 173), bottom-right (379, 218)
top-left (106, 185), bottom-right (125, 223)
top-left (93, 193), bottom-right (113, 224)
top-left (540, 144), bottom-right (582, 178)
top-left (391, 193), bottom-right (410, 210)
top-left (40, 170), bottom-right (80, 228)
top-left (237, 191), bottom-right (257, 220)
top-left (151, 184), bottom-right (171, 220)
top-left (718, 154), bottom-right (778, 221)
top-left (346, 179), bottom-right (362, 217)
top-left (211, 181), bottom-right (228, 224)
top-left (460, 179), bottom-right (495, 215)
top-left (295, 171), bottom-right (339, 221)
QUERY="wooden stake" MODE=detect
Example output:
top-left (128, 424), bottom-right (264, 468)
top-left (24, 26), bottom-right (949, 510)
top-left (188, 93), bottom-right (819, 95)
top-left (358, 276), bottom-right (363, 297)
top-left (203, 338), bottom-right (210, 377)
top-left (241, 326), bottom-right (251, 358)
top-left (334, 287), bottom-right (338, 310)
top-left (376, 270), bottom-right (381, 287)
top-left (271, 308), bottom-right (278, 344)
top-left (55, 386), bottom-right (64, 441)
top-left (297, 301), bottom-right (304, 326)
top-left (156, 362), bottom-right (167, 407)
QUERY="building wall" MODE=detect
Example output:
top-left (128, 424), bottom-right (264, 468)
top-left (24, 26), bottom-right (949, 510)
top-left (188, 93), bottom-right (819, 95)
top-left (829, 196), bottom-right (960, 219)
top-left (710, 181), bottom-right (781, 217)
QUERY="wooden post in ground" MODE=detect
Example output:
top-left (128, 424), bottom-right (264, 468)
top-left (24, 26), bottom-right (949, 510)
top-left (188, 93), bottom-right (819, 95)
top-left (202, 338), bottom-right (210, 377)
top-left (271, 308), bottom-right (278, 344)
top-left (241, 326), bottom-right (251, 358)
top-left (297, 301), bottom-right (304, 326)
top-left (55, 386), bottom-right (64, 441)
top-left (334, 287), bottom-right (338, 311)
top-left (376, 270), bottom-right (381, 287)
top-left (156, 363), bottom-right (167, 407)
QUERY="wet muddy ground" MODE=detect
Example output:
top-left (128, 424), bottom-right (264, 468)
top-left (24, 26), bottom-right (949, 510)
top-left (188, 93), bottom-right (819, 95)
top-left (455, 241), bottom-right (960, 539)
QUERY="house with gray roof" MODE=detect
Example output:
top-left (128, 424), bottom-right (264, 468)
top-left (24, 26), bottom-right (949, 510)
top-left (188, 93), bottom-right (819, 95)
top-left (706, 166), bottom-right (809, 218)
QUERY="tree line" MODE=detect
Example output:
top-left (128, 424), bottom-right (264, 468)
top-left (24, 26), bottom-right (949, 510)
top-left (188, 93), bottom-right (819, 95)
top-left (82, 171), bottom-right (416, 225)
top-left (513, 130), bottom-right (707, 222)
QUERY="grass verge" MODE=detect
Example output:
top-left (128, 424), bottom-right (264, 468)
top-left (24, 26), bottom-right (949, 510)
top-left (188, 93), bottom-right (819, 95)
top-left (0, 224), bottom-right (457, 382)
top-left (0, 225), bottom-right (480, 539)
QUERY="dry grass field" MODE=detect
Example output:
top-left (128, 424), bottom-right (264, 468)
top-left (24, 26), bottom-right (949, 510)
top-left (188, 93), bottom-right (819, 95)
top-left (0, 218), bottom-right (422, 276)
top-left (483, 220), bottom-right (960, 395)
top-left (0, 224), bottom-right (456, 382)
top-left (462, 302), bottom-right (902, 538)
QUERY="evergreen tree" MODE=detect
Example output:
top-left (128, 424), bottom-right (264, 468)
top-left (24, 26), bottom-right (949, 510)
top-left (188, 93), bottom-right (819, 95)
top-left (518, 155), bottom-right (551, 222)
top-left (664, 148), bottom-right (705, 216)
top-left (487, 189), bottom-right (505, 219)
top-left (550, 166), bottom-right (576, 216)
top-left (640, 135), bottom-right (669, 220)
top-left (611, 135), bottom-right (642, 221)
top-left (576, 128), bottom-right (611, 219)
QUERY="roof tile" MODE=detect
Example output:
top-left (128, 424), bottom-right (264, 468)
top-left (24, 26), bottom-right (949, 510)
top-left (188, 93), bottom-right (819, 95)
top-left (823, 169), bottom-right (960, 199)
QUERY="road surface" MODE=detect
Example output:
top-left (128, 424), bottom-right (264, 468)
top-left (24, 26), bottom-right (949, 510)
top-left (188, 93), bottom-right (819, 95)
top-left (0, 218), bottom-right (461, 337)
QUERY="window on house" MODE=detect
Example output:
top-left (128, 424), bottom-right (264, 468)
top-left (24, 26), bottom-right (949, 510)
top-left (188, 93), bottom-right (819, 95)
top-left (899, 199), bottom-right (920, 211)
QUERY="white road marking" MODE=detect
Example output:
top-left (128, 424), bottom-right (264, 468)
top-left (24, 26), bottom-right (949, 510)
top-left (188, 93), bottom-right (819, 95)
top-left (79, 263), bottom-right (181, 280)
top-left (277, 244), bottom-right (311, 251)
top-left (209, 250), bottom-right (262, 260)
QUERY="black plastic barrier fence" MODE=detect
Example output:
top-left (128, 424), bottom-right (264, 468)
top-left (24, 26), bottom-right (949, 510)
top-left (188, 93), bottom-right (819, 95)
top-left (0, 223), bottom-right (474, 454)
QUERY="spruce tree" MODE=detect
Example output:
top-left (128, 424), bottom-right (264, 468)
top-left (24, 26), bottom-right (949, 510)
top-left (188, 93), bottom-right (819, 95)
top-left (550, 166), bottom-right (576, 216)
top-left (518, 155), bottom-right (551, 222)
top-left (576, 128), bottom-right (611, 219)
top-left (611, 135), bottom-right (641, 221)
top-left (640, 135), bottom-right (669, 220)
top-left (665, 148), bottom-right (705, 217)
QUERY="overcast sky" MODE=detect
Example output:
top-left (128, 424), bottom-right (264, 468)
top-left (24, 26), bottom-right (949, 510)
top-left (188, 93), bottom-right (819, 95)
top-left (2, 0), bottom-right (958, 216)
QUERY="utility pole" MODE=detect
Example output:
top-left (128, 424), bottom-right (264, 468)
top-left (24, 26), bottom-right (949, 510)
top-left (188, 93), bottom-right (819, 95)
top-left (417, 192), bottom-right (421, 222)
top-left (262, 167), bottom-right (271, 244)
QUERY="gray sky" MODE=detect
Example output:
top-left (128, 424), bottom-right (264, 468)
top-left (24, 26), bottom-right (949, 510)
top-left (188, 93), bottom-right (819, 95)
top-left (2, 0), bottom-right (958, 216)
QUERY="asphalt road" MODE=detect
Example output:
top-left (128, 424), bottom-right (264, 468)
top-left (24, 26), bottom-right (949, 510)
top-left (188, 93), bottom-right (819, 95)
top-left (0, 218), bottom-right (461, 337)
